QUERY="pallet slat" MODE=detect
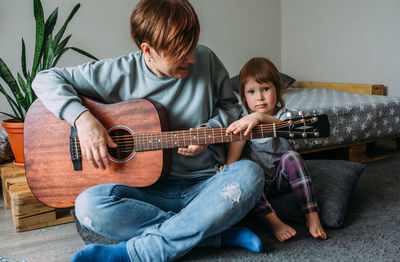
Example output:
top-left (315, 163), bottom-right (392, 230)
top-left (294, 81), bottom-right (385, 95)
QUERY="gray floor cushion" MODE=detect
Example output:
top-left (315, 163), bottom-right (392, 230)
top-left (270, 159), bottom-right (365, 228)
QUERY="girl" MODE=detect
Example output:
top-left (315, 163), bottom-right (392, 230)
top-left (223, 57), bottom-right (327, 242)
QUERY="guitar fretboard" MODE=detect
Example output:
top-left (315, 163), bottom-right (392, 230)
top-left (133, 123), bottom-right (280, 151)
top-left (71, 115), bottom-right (327, 156)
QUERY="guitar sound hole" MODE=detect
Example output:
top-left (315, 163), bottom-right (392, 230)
top-left (107, 128), bottom-right (135, 162)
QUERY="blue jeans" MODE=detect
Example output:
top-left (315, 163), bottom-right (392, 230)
top-left (74, 160), bottom-right (263, 262)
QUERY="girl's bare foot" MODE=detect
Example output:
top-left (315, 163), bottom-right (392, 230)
top-left (262, 213), bottom-right (297, 242)
top-left (306, 212), bottom-right (327, 239)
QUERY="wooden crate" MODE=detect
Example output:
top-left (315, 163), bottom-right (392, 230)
top-left (1, 162), bottom-right (73, 232)
top-left (1, 162), bottom-right (26, 208)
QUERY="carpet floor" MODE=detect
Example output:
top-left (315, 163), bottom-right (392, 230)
top-left (180, 155), bottom-right (400, 261)
top-left (1, 155), bottom-right (399, 261)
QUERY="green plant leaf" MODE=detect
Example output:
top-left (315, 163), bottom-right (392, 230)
top-left (23, 90), bottom-right (31, 111)
top-left (0, 58), bottom-right (22, 103)
top-left (44, 7), bottom-right (58, 40)
top-left (21, 39), bottom-right (28, 79)
top-left (25, 74), bottom-right (36, 107)
top-left (0, 83), bottom-right (23, 120)
top-left (0, 111), bottom-right (20, 120)
top-left (52, 48), bottom-right (69, 67)
top-left (42, 33), bottom-right (53, 70)
top-left (17, 73), bottom-right (27, 95)
top-left (70, 47), bottom-right (99, 61)
top-left (32, 0), bottom-right (45, 78)
top-left (44, 37), bottom-right (55, 69)
top-left (54, 34), bottom-right (72, 56)
top-left (54, 4), bottom-right (80, 47)
top-left (41, 9), bottom-right (58, 70)
top-left (0, 59), bottom-right (26, 118)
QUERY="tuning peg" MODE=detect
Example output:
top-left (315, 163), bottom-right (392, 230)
top-left (286, 112), bottom-right (293, 119)
top-left (314, 131), bottom-right (320, 137)
top-left (313, 110), bottom-right (317, 116)
top-left (298, 111), bottom-right (306, 117)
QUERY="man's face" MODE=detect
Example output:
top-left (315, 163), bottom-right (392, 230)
top-left (148, 49), bottom-right (195, 79)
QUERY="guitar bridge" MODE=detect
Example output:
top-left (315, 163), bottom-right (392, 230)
top-left (70, 127), bottom-right (82, 171)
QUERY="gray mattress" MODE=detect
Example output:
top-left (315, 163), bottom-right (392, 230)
top-left (283, 88), bottom-right (400, 151)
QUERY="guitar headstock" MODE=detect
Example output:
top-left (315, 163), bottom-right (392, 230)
top-left (277, 112), bottom-right (330, 139)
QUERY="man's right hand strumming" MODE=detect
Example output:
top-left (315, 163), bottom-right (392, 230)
top-left (74, 111), bottom-right (117, 170)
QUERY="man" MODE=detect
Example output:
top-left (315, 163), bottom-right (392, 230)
top-left (32, 1), bottom-right (264, 261)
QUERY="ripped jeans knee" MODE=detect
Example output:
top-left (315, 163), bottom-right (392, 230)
top-left (221, 182), bottom-right (242, 203)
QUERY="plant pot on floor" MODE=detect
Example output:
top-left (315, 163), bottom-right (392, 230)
top-left (1, 119), bottom-right (24, 166)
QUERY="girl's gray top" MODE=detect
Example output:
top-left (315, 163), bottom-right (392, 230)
top-left (242, 107), bottom-right (293, 184)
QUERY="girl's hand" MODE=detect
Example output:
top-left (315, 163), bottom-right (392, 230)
top-left (217, 164), bottom-right (227, 174)
top-left (75, 111), bottom-right (117, 170)
top-left (226, 112), bottom-right (263, 136)
top-left (226, 112), bottom-right (282, 136)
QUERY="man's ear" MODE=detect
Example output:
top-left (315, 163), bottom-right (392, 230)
top-left (141, 43), bottom-right (151, 55)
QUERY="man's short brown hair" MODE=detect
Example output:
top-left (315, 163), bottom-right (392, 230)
top-left (130, 0), bottom-right (200, 61)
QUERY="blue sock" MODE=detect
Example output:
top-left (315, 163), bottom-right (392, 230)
top-left (71, 241), bottom-right (130, 262)
top-left (221, 227), bottom-right (262, 253)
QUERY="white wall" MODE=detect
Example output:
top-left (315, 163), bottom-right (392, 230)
top-left (2, 0), bottom-right (399, 122)
top-left (0, 0), bottom-right (281, 120)
top-left (192, 0), bottom-right (281, 76)
top-left (282, 0), bottom-right (400, 97)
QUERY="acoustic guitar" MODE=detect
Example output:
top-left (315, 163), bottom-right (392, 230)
top-left (24, 97), bottom-right (330, 208)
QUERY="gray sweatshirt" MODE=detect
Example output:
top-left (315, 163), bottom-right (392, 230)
top-left (32, 45), bottom-right (241, 178)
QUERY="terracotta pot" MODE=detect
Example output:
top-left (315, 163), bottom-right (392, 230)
top-left (1, 119), bottom-right (24, 166)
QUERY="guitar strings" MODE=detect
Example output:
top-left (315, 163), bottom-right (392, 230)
top-left (72, 129), bottom-right (318, 157)
top-left (72, 128), bottom-right (313, 149)
top-left (72, 119), bottom-right (314, 151)
top-left (130, 119), bottom-right (312, 149)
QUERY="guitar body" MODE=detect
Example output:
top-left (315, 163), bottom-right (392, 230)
top-left (24, 98), bottom-right (170, 208)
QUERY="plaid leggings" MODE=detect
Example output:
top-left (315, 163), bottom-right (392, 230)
top-left (253, 151), bottom-right (319, 217)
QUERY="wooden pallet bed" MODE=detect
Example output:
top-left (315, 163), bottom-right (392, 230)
top-left (287, 81), bottom-right (400, 162)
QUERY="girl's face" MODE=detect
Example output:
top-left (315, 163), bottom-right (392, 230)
top-left (244, 78), bottom-right (277, 115)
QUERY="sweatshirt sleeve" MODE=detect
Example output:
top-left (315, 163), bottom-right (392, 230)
top-left (32, 56), bottom-right (134, 127)
top-left (199, 47), bottom-right (241, 128)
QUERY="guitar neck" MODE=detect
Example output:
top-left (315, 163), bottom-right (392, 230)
top-left (74, 115), bottom-right (328, 154)
top-left (134, 122), bottom-right (295, 152)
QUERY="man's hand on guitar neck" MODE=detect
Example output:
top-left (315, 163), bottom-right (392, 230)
top-left (75, 111), bottom-right (118, 170)
top-left (177, 127), bottom-right (208, 156)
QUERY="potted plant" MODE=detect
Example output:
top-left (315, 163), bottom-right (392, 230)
top-left (0, 0), bottom-right (98, 166)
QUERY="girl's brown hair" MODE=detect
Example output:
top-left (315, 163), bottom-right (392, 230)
top-left (238, 57), bottom-right (285, 112)
top-left (130, 0), bottom-right (200, 62)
